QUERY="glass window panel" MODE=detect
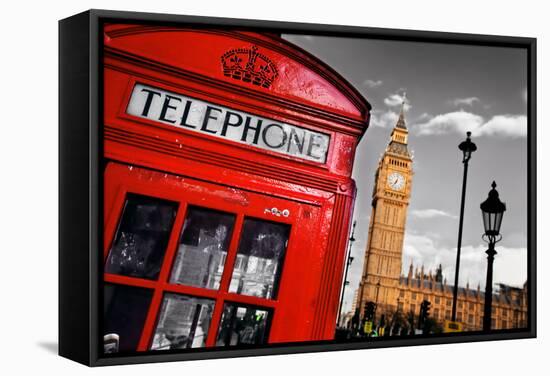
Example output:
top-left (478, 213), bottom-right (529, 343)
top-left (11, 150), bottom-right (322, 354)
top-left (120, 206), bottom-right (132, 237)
top-left (151, 294), bottom-right (214, 350)
top-left (105, 194), bottom-right (178, 280)
top-left (103, 284), bottom-right (153, 353)
top-left (169, 207), bottom-right (235, 290)
top-left (229, 218), bottom-right (290, 299)
top-left (495, 212), bottom-right (503, 233)
top-left (482, 212), bottom-right (490, 232)
top-left (216, 303), bottom-right (270, 347)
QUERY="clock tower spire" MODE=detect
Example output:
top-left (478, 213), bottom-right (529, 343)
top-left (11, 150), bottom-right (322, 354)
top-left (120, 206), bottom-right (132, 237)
top-left (358, 95), bottom-right (413, 320)
top-left (389, 94), bottom-right (409, 148)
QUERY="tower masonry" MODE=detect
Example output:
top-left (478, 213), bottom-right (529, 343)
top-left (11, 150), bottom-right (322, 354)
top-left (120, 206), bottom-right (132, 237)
top-left (358, 99), bottom-right (413, 320)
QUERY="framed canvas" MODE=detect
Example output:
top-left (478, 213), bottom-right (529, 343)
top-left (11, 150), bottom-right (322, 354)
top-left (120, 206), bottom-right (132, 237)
top-left (59, 9), bottom-right (536, 366)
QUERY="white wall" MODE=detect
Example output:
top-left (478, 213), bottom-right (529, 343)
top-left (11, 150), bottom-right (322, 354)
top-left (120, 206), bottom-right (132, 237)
top-left (0, 0), bottom-right (546, 374)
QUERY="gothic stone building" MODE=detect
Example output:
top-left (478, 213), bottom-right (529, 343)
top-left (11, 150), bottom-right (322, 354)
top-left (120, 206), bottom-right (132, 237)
top-left (356, 102), bottom-right (528, 331)
top-left (396, 265), bottom-right (528, 330)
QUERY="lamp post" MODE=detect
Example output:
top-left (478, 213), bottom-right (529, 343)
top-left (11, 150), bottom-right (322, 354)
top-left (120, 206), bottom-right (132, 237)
top-left (480, 181), bottom-right (506, 331)
top-left (451, 132), bottom-right (477, 322)
top-left (337, 220), bottom-right (356, 327)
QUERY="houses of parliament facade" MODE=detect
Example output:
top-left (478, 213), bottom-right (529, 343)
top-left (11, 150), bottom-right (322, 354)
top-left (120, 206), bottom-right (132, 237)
top-left (355, 102), bottom-right (528, 331)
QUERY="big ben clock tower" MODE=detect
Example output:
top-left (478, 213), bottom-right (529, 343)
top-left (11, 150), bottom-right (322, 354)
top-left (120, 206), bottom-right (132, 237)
top-left (358, 99), bottom-right (413, 320)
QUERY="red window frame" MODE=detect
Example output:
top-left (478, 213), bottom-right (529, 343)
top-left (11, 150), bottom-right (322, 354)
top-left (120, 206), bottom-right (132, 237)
top-left (103, 162), bottom-right (312, 351)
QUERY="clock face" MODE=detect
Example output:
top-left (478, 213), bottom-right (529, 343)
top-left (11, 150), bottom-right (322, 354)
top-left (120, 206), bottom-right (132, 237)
top-left (387, 172), bottom-right (406, 191)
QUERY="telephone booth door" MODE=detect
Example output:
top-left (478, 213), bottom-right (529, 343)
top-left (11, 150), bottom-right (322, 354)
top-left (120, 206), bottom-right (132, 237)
top-left (103, 162), bottom-right (324, 352)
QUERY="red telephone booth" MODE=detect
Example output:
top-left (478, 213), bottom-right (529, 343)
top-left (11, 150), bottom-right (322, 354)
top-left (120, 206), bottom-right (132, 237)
top-left (102, 24), bottom-right (370, 353)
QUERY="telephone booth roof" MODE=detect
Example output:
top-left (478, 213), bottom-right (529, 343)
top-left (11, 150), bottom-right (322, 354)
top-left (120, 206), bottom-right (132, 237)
top-left (104, 24), bottom-right (371, 139)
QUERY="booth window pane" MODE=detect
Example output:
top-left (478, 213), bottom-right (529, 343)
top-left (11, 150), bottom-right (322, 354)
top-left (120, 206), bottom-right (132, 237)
top-left (105, 194), bottom-right (178, 280)
top-left (151, 294), bottom-right (215, 350)
top-left (229, 218), bottom-right (290, 299)
top-left (169, 207), bottom-right (235, 290)
top-left (103, 284), bottom-right (153, 353)
top-left (216, 303), bottom-right (270, 347)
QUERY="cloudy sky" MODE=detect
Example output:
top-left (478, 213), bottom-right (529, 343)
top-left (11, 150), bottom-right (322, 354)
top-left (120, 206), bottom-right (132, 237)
top-left (283, 34), bottom-right (528, 312)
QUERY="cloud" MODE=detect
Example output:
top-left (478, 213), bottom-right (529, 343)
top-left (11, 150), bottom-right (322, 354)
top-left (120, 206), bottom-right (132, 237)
top-left (413, 110), bottom-right (527, 138)
top-left (402, 232), bottom-right (527, 289)
top-left (475, 115), bottom-right (527, 137)
top-left (415, 110), bottom-right (483, 136)
top-left (403, 233), bottom-right (435, 260)
top-left (451, 97), bottom-right (480, 107)
top-left (411, 209), bottom-right (457, 220)
top-left (416, 113), bottom-right (431, 121)
top-left (370, 110), bottom-right (399, 128)
top-left (452, 244), bottom-right (527, 290)
top-left (364, 79), bottom-right (383, 88)
top-left (384, 93), bottom-right (412, 110)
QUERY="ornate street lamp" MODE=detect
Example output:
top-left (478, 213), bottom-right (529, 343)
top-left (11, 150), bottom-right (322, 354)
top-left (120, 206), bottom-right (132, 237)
top-left (480, 181), bottom-right (506, 331)
top-left (451, 132), bottom-right (477, 322)
top-left (337, 220), bottom-right (356, 327)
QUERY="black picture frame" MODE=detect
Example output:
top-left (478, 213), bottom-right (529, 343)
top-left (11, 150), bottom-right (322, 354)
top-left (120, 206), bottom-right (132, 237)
top-left (59, 9), bottom-right (536, 366)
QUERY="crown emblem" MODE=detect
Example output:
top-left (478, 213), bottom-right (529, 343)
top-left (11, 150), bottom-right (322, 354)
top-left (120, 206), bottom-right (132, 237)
top-left (221, 45), bottom-right (278, 88)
